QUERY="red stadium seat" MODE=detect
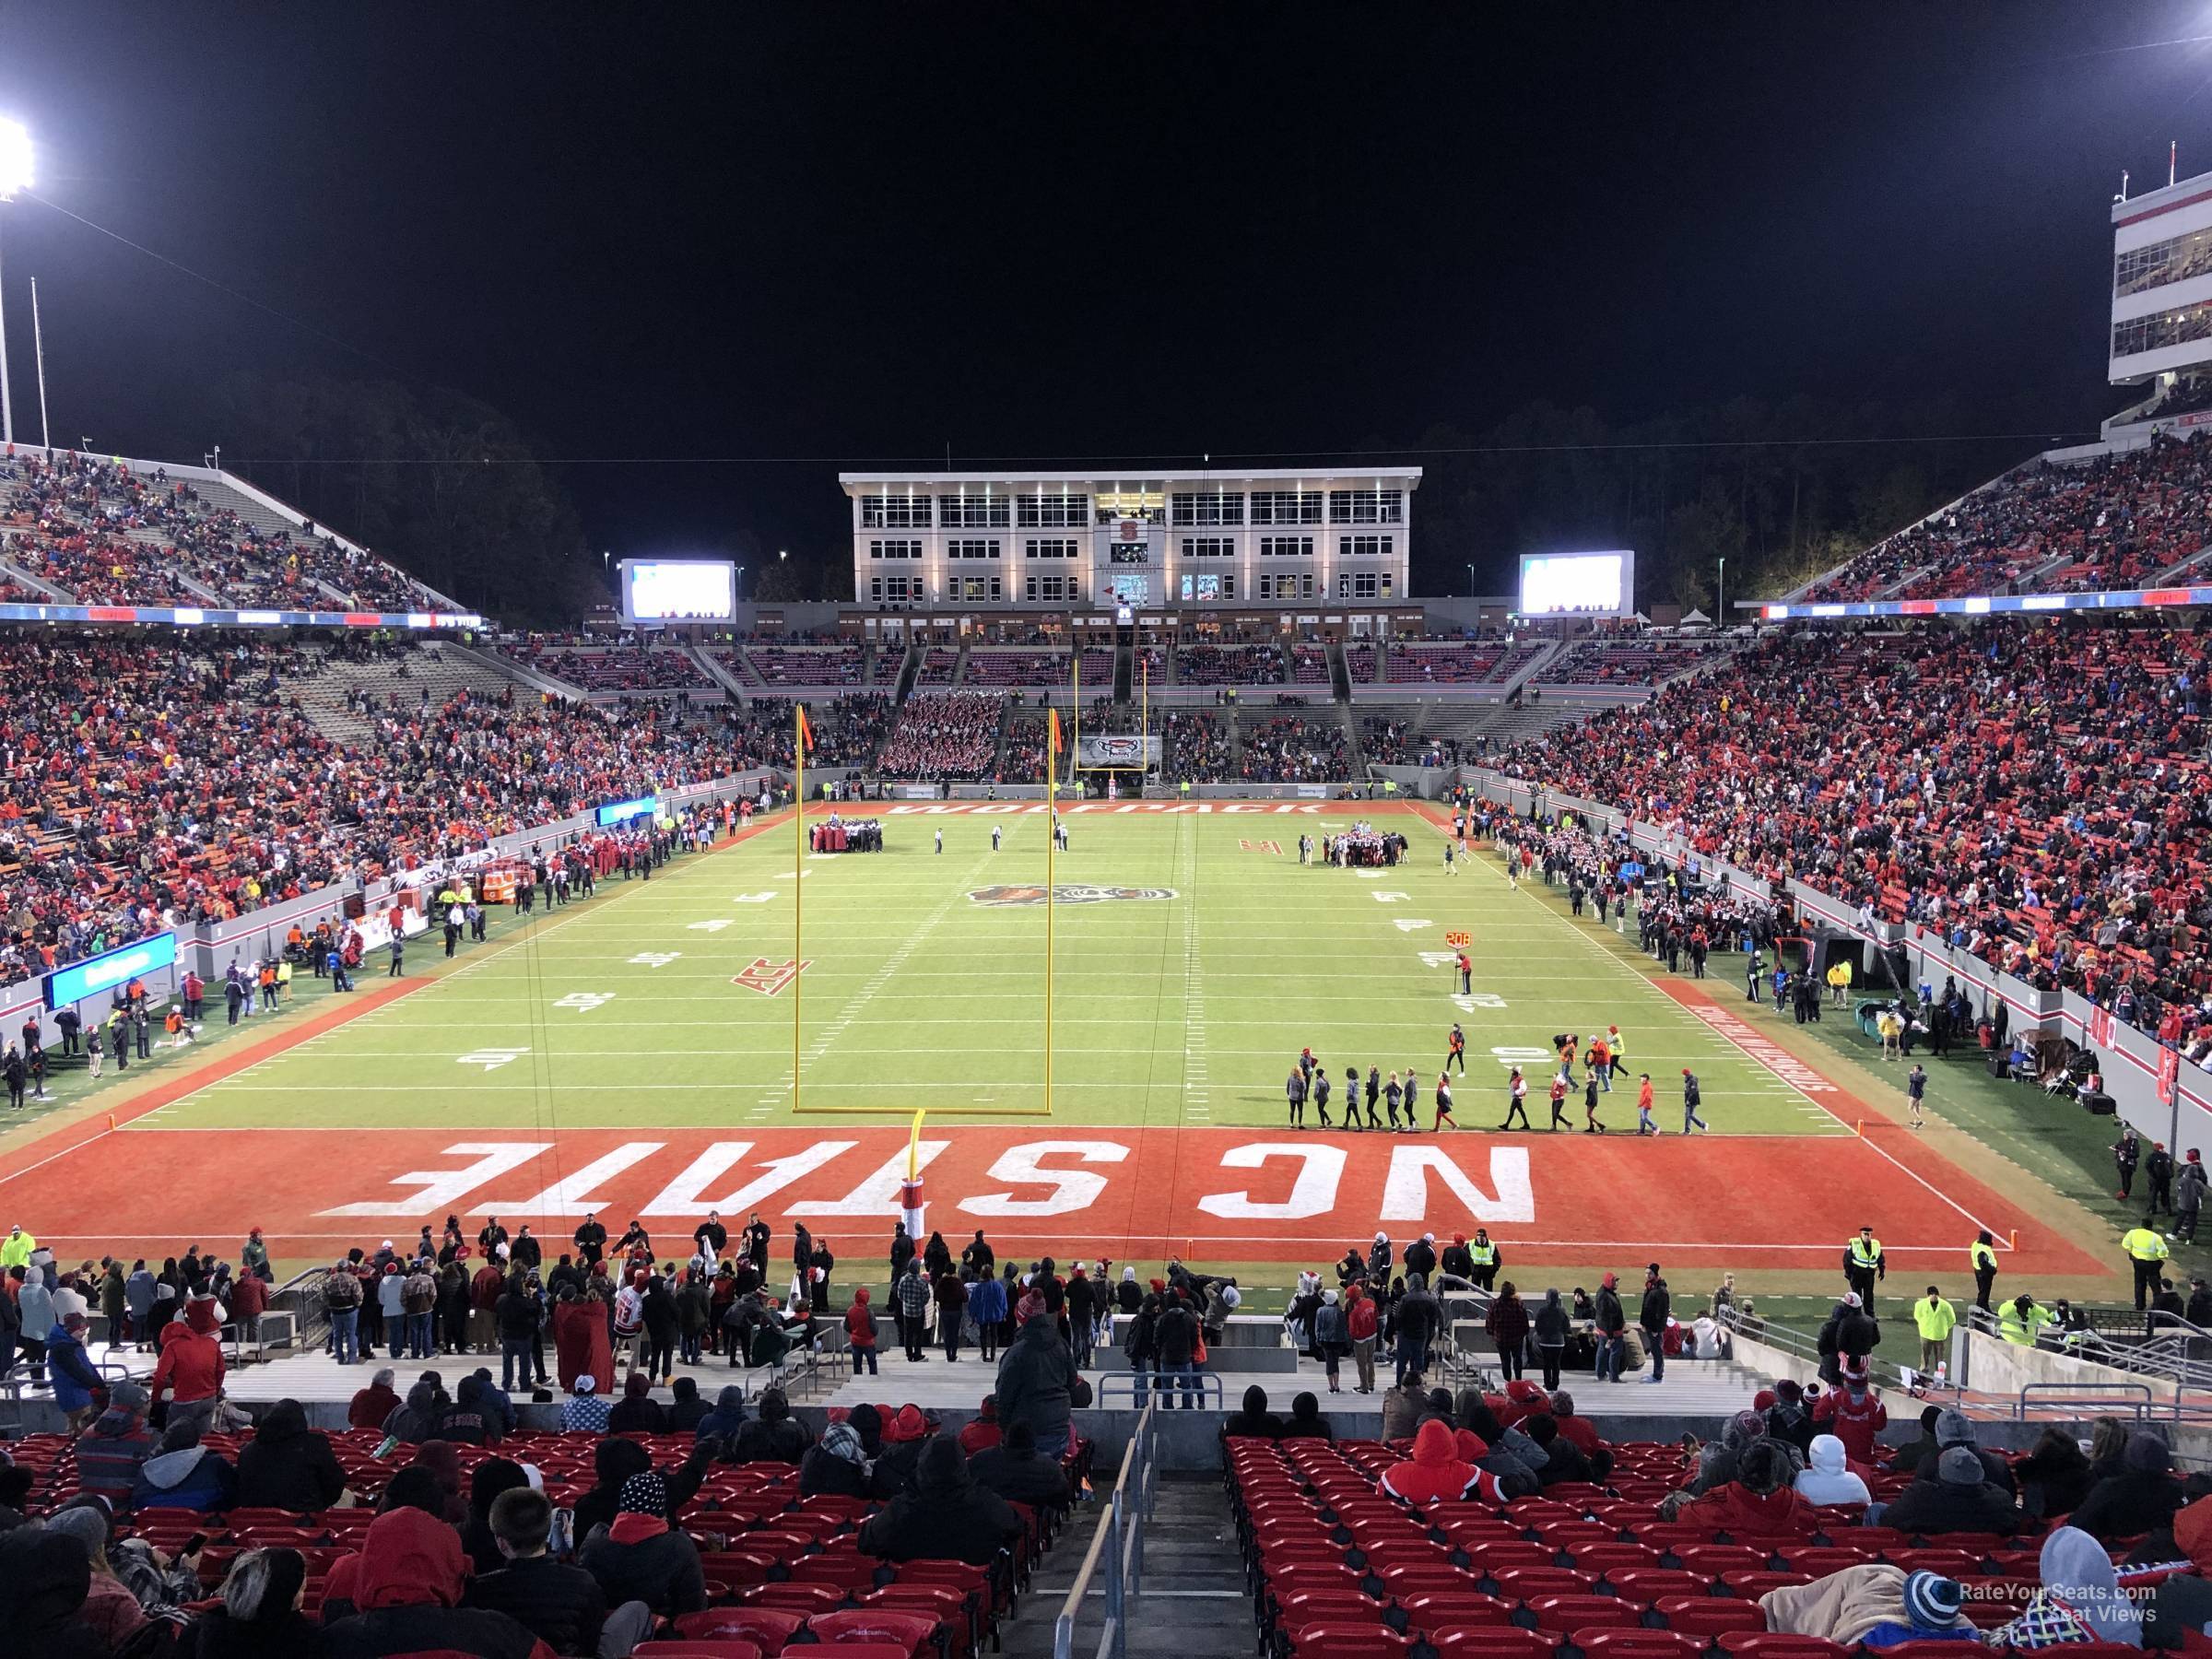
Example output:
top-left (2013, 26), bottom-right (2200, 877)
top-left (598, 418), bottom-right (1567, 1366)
top-left (1396, 1593), bottom-right (1514, 1635)
top-left (1713, 1638), bottom-right (1851, 1659)
top-left (1525, 1595), bottom-right (1644, 1635)
top-left (634, 1643), bottom-right (763, 1659)
top-left (1431, 1630), bottom-right (1559, 1659)
top-left (1653, 1599), bottom-right (1766, 1639)
top-left (806, 1611), bottom-right (941, 1656)
top-left (1573, 1632), bottom-right (1707, 1659)
top-left (1286, 1626), bottom-right (1413, 1659)
top-left (678, 1610), bottom-right (808, 1649)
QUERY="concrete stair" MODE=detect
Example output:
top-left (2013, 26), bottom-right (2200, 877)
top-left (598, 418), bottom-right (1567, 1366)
top-left (288, 642), bottom-right (526, 744)
top-left (1004, 1476), bottom-right (1248, 1659)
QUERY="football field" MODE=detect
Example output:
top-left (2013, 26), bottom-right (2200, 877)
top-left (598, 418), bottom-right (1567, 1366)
top-left (0, 803), bottom-right (2107, 1283)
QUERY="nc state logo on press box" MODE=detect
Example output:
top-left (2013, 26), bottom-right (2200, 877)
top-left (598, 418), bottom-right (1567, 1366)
top-left (967, 885), bottom-right (1178, 907)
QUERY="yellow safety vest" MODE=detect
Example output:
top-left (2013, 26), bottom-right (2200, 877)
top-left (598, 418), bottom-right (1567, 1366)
top-left (1469, 1243), bottom-right (1497, 1266)
top-left (1970, 1241), bottom-right (1996, 1273)
top-left (2124, 1227), bottom-right (2171, 1264)
top-left (1849, 1238), bottom-right (1883, 1268)
top-left (1913, 1297), bottom-right (1957, 1342)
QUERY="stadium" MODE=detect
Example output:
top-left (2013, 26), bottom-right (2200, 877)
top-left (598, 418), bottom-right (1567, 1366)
top-left (0, 10), bottom-right (2209, 1659)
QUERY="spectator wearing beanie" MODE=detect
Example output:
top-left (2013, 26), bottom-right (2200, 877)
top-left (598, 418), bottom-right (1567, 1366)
top-left (578, 1470), bottom-right (706, 1619)
top-left (969, 1419), bottom-right (1074, 1508)
top-left (1877, 1445), bottom-right (2022, 1537)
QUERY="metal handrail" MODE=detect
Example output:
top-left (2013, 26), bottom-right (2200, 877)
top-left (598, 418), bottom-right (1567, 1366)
top-left (1094, 1371), bottom-right (1225, 1410)
top-left (1053, 1404), bottom-right (1159, 1659)
top-left (2017, 1382), bottom-right (2157, 1421)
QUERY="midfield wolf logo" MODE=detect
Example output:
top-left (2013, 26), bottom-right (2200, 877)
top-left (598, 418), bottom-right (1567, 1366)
top-left (968, 885), bottom-right (1178, 906)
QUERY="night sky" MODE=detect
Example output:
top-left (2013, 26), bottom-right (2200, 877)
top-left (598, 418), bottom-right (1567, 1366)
top-left (0, 3), bottom-right (2205, 589)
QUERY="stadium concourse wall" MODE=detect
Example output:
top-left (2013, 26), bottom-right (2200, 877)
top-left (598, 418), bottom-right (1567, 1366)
top-left (1462, 768), bottom-right (2212, 1159)
top-left (0, 770), bottom-right (782, 1057)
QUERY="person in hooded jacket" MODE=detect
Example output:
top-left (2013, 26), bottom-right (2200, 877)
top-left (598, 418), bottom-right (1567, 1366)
top-left (0, 1525), bottom-right (108, 1659)
top-left (1531, 1288), bottom-right (1571, 1389)
top-left (1486, 1282), bottom-right (1531, 1382)
top-left (695, 1383), bottom-right (747, 1443)
top-left (579, 1469), bottom-right (705, 1619)
top-left (1794, 1433), bottom-right (1872, 1505)
top-left (971, 1419), bottom-right (1073, 1508)
top-left (2015, 1426), bottom-right (2096, 1523)
top-left (235, 1406), bottom-right (347, 1522)
top-left (996, 1310), bottom-right (1077, 1450)
top-left (1908, 1408), bottom-right (2017, 1495)
top-left (135, 1418), bottom-right (238, 1512)
top-left (1524, 1414), bottom-right (1596, 1486)
top-left (859, 1437), bottom-right (1023, 1565)
top-left (43, 1313), bottom-right (105, 1432)
top-left (606, 1371), bottom-right (667, 1435)
top-left (1223, 1385), bottom-right (1284, 1440)
top-left (76, 1381), bottom-right (160, 1512)
top-left (457, 1458), bottom-right (531, 1577)
top-left (1382, 1418), bottom-right (1502, 1504)
top-left (1763, 1380), bottom-right (1818, 1456)
top-left (1816, 1294), bottom-right (1879, 1385)
top-left (1812, 1358), bottom-right (1888, 1465)
top-left (1672, 1440), bottom-right (1808, 1531)
top-left (733, 1386), bottom-right (813, 1464)
top-left (1876, 1445), bottom-right (2022, 1536)
top-left (1281, 1393), bottom-right (1335, 1442)
top-left (195, 1546), bottom-right (328, 1659)
top-left (571, 1435), bottom-right (712, 1539)
top-left (322, 1507), bottom-right (553, 1659)
top-left (2069, 1433), bottom-right (2184, 1543)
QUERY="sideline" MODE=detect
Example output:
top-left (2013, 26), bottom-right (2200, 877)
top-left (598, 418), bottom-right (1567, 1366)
top-left (0, 808), bottom-right (789, 1191)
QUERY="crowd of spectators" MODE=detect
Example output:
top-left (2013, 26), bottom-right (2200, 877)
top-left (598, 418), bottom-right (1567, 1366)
top-left (1495, 618), bottom-right (2212, 1048)
top-left (0, 453), bottom-right (434, 612)
top-left (876, 692), bottom-right (1003, 781)
top-left (1161, 711), bottom-right (1232, 782)
top-left (1384, 639), bottom-right (1532, 683)
top-left (502, 640), bottom-right (712, 692)
top-left (2135, 376), bottom-right (2212, 425)
top-left (731, 645), bottom-right (870, 688)
top-left (1290, 646), bottom-right (1332, 685)
top-left (1800, 433), bottom-right (2212, 603)
top-left (1535, 634), bottom-right (1733, 688)
top-left (1240, 715), bottom-right (1349, 783)
top-left (913, 648), bottom-right (961, 688)
top-left (1178, 643), bottom-right (1284, 686)
top-left (963, 650), bottom-right (1066, 688)
top-left (0, 637), bottom-right (778, 990)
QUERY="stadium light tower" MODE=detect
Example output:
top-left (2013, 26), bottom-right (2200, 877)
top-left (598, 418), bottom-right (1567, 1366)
top-left (0, 118), bottom-right (32, 447)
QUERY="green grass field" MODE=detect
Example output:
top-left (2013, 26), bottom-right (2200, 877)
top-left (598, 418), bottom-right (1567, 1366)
top-left (140, 806), bottom-right (1837, 1136)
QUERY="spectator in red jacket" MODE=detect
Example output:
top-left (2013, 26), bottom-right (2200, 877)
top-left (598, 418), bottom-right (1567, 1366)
top-left (1812, 1357), bottom-right (1889, 1466)
top-left (1382, 1418), bottom-right (1501, 1505)
top-left (147, 1310), bottom-right (226, 1439)
top-left (845, 1285), bottom-right (878, 1376)
top-left (322, 1507), bottom-right (556, 1659)
top-left (959, 1395), bottom-right (1001, 1457)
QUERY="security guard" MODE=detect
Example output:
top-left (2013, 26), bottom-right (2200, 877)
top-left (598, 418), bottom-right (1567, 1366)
top-left (1969, 1230), bottom-right (1999, 1314)
top-left (1844, 1227), bottom-right (1887, 1310)
top-left (2124, 1220), bottom-right (2171, 1311)
top-left (1467, 1228), bottom-right (1500, 1292)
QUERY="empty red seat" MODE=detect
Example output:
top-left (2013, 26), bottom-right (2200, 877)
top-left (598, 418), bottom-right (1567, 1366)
top-left (1396, 1592), bottom-right (1514, 1635)
top-left (677, 1610), bottom-right (806, 1648)
top-left (1432, 1630), bottom-right (1559, 1659)
top-left (1526, 1595), bottom-right (1643, 1635)
top-left (1713, 1638), bottom-right (1850, 1659)
top-left (633, 1642), bottom-right (761, 1659)
top-left (1277, 1592), bottom-right (1393, 1630)
top-left (1676, 1547), bottom-right (1767, 1577)
top-left (1607, 1571), bottom-right (1713, 1604)
top-left (1489, 1567), bottom-right (1596, 1600)
top-left (1286, 1626), bottom-right (1413, 1659)
top-left (740, 1584), bottom-right (844, 1614)
top-left (1719, 1573), bottom-right (1811, 1600)
top-left (807, 1610), bottom-right (939, 1655)
top-left (1653, 1599), bottom-right (1765, 1639)
top-left (1570, 1545), bottom-right (1663, 1576)
top-left (1573, 1632), bottom-right (1706, 1659)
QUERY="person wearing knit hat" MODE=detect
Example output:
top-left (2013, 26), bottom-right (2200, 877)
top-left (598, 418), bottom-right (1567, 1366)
top-left (576, 1468), bottom-right (706, 1618)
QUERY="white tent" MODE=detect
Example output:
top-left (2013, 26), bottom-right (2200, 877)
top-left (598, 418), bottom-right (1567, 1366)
top-left (1679, 607), bottom-right (1712, 626)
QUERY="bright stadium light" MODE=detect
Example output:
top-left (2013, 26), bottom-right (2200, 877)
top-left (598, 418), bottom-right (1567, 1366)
top-left (0, 119), bottom-right (30, 199)
top-left (0, 118), bottom-right (28, 445)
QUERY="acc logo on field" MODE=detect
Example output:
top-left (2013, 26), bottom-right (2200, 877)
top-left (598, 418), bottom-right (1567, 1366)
top-left (734, 958), bottom-right (810, 995)
top-left (968, 885), bottom-right (1178, 907)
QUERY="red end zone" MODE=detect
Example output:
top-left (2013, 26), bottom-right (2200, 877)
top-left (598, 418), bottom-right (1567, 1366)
top-left (0, 1120), bottom-right (2100, 1276)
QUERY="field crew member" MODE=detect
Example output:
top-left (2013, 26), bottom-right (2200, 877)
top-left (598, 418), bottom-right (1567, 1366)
top-left (1969, 1230), bottom-right (1998, 1313)
top-left (2124, 1221), bottom-right (2171, 1311)
top-left (1912, 1285), bottom-right (1956, 1375)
